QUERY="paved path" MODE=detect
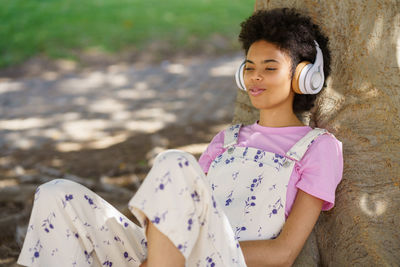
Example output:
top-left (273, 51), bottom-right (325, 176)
top-left (0, 53), bottom-right (244, 266)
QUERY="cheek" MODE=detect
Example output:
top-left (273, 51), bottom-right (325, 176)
top-left (243, 72), bottom-right (251, 86)
top-left (268, 71), bottom-right (291, 85)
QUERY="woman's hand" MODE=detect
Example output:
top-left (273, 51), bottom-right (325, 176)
top-left (139, 259), bottom-right (148, 267)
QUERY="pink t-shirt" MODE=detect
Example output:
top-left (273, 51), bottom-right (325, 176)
top-left (198, 122), bottom-right (343, 219)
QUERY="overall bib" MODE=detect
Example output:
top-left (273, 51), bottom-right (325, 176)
top-left (18, 124), bottom-right (328, 267)
top-left (206, 124), bottom-right (328, 241)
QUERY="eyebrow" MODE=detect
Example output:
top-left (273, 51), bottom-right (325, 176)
top-left (245, 59), bottom-right (279, 64)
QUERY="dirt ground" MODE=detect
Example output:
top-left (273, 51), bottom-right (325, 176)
top-left (0, 120), bottom-right (230, 265)
top-left (0, 48), bottom-right (241, 265)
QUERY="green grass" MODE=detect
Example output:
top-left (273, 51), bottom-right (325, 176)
top-left (0, 0), bottom-right (255, 68)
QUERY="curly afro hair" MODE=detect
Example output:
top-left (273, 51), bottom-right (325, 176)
top-left (238, 8), bottom-right (331, 114)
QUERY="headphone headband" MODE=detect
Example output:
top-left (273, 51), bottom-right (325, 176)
top-left (302, 41), bottom-right (324, 94)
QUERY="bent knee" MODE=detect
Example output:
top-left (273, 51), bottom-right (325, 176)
top-left (36, 179), bottom-right (88, 202)
top-left (154, 149), bottom-right (197, 166)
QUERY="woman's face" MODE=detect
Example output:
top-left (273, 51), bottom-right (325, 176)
top-left (244, 40), bottom-right (295, 111)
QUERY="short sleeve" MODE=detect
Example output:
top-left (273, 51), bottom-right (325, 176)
top-left (198, 130), bottom-right (225, 173)
top-left (295, 134), bottom-right (343, 211)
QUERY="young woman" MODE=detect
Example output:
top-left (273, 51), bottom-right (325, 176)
top-left (18, 8), bottom-right (343, 267)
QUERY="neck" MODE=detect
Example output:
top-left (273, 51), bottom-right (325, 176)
top-left (258, 108), bottom-right (305, 127)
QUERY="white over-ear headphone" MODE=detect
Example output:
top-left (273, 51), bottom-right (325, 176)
top-left (235, 40), bottom-right (324, 95)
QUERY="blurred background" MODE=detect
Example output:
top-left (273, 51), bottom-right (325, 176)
top-left (0, 0), bottom-right (255, 265)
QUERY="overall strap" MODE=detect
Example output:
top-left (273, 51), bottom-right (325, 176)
top-left (223, 124), bottom-right (242, 148)
top-left (285, 128), bottom-right (329, 161)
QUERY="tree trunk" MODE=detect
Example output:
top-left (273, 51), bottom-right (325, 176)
top-left (233, 0), bottom-right (400, 265)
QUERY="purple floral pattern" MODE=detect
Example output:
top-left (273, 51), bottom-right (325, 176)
top-left (84, 194), bottom-right (98, 209)
top-left (234, 226), bottom-right (247, 241)
top-left (18, 126), bottom-right (326, 266)
top-left (119, 216), bottom-right (130, 228)
top-left (244, 196), bottom-right (257, 214)
top-left (150, 211), bottom-right (168, 225)
top-left (155, 171), bottom-right (172, 192)
top-left (225, 190), bottom-right (234, 206)
top-left (177, 156), bottom-right (189, 168)
top-left (29, 240), bottom-right (42, 264)
top-left (271, 153), bottom-right (286, 171)
top-left (41, 212), bottom-right (56, 233)
top-left (268, 198), bottom-right (284, 218)
top-left (62, 193), bottom-right (74, 208)
top-left (247, 175), bottom-right (263, 192)
top-left (19, 179), bottom-right (149, 266)
top-left (207, 124), bottom-right (325, 242)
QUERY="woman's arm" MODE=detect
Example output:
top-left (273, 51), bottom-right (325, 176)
top-left (239, 189), bottom-right (324, 267)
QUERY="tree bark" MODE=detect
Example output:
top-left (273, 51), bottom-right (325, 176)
top-left (233, 0), bottom-right (400, 265)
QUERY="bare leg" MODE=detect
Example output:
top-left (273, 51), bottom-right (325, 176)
top-left (146, 219), bottom-right (185, 267)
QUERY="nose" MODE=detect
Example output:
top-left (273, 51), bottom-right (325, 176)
top-left (249, 70), bottom-right (263, 82)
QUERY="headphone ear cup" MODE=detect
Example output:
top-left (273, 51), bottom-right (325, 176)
top-left (235, 61), bottom-right (247, 91)
top-left (292, 61), bottom-right (311, 94)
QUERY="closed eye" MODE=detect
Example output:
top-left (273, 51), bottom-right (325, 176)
top-left (245, 68), bottom-right (276, 71)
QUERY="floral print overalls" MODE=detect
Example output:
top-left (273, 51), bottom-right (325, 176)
top-left (18, 124), bottom-right (328, 267)
top-left (207, 124), bottom-right (328, 241)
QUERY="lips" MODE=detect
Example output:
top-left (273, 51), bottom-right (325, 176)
top-left (249, 87), bottom-right (266, 96)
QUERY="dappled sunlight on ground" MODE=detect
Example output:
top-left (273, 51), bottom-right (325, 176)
top-left (0, 81), bottom-right (23, 94)
top-left (209, 58), bottom-right (242, 77)
top-left (0, 54), bottom-right (242, 152)
top-left (0, 54), bottom-right (244, 264)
